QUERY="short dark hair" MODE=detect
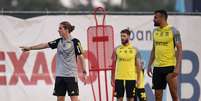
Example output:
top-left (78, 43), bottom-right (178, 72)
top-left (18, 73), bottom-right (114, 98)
top-left (154, 9), bottom-right (168, 20)
top-left (60, 21), bottom-right (75, 33)
top-left (120, 29), bottom-right (131, 36)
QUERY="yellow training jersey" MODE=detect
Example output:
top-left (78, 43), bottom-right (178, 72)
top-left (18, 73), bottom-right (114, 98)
top-left (115, 43), bottom-right (138, 80)
top-left (153, 25), bottom-right (178, 67)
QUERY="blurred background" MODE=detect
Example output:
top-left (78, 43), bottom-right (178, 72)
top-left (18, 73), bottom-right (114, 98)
top-left (0, 0), bottom-right (201, 18)
top-left (1, 0), bottom-right (201, 12)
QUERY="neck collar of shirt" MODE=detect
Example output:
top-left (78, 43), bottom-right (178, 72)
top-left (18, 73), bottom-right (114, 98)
top-left (62, 35), bottom-right (72, 41)
top-left (122, 43), bottom-right (132, 47)
top-left (159, 24), bottom-right (172, 30)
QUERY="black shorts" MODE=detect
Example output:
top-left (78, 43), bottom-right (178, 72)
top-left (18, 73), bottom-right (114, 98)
top-left (152, 66), bottom-right (174, 89)
top-left (53, 77), bottom-right (79, 96)
top-left (114, 80), bottom-right (136, 98)
top-left (134, 88), bottom-right (147, 101)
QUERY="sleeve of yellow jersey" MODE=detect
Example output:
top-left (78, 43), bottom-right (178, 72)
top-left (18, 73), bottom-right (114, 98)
top-left (172, 27), bottom-right (182, 45)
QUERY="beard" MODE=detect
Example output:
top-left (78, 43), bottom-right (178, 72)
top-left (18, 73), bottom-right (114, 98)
top-left (154, 21), bottom-right (160, 26)
top-left (121, 39), bottom-right (129, 45)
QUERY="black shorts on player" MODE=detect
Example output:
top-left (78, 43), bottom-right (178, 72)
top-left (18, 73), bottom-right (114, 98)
top-left (152, 66), bottom-right (174, 89)
top-left (53, 77), bottom-right (79, 96)
top-left (114, 80), bottom-right (136, 98)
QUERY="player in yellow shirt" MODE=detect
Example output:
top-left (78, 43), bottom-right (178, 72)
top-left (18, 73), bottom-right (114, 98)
top-left (135, 61), bottom-right (147, 101)
top-left (111, 29), bottom-right (141, 101)
top-left (147, 10), bottom-right (182, 101)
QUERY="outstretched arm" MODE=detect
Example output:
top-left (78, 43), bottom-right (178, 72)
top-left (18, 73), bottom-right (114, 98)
top-left (20, 43), bottom-right (49, 52)
top-left (20, 38), bottom-right (61, 52)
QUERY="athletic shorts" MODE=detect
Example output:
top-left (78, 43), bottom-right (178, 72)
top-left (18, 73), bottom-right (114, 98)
top-left (134, 88), bottom-right (147, 101)
top-left (152, 66), bottom-right (174, 89)
top-left (114, 80), bottom-right (136, 98)
top-left (53, 77), bottom-right (79, 96)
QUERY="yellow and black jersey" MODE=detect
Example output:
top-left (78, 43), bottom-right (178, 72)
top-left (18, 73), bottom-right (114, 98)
top-left (153, 25), bottom-right (182, 67)
top-left (114, 43), bottom-right (140, 80)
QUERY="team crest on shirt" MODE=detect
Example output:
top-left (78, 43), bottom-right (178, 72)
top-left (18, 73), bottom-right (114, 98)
top-left (165, 32), bottom-right (169, 36)
top-left (129, 50), bottom-right (133, 54)
top-left (160, 32), bottom-right (163, 36)
top-left (156, 32), bottom-right (159, 36)
top-left (66, 42), bottom-right (72, 49)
